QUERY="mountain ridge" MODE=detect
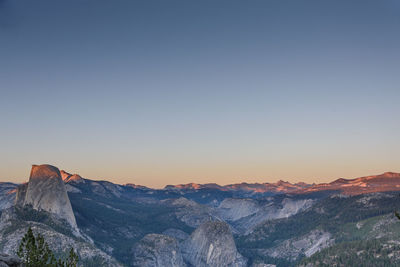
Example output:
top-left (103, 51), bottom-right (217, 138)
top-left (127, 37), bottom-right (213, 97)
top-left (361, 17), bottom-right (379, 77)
top-left (2, 166), bottom-right (400, 266)
top-left (4, 171), bottom-right (400, 197)
top-left (163, 172), bottom-right (400, 196)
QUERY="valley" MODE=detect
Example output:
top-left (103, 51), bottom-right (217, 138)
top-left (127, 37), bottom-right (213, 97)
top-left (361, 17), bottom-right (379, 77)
top-left (1, 165), bottom-right (400, 266)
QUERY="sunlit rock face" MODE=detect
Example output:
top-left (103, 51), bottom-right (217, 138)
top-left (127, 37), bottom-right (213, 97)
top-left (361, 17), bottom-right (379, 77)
top-left (298, 172), bottom-right (400, 195)
top-left (131, 234), bottom-right (186, 267)
top-left (17, 164), bottom-right (77, 229)
top-left (181, 221), bottom-right (247, 267)
top-left (60, 170), bottom-right (85, 184)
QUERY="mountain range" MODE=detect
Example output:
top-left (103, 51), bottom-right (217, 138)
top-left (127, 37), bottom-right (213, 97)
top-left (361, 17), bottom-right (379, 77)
top-left (165, 171), bottom-right (400, 196)
top-left (1, 165), bottom-right (400, 266)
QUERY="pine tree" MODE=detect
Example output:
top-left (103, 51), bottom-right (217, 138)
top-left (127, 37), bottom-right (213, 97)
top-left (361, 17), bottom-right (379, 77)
top-left (65, 248), bottom-right (79, 267)
top-left (17, 227), bottom-right (79, 267)
top-left (395, 211), bottom-right (400, 220)
top-left (17, 227), bottom-right (56, 266)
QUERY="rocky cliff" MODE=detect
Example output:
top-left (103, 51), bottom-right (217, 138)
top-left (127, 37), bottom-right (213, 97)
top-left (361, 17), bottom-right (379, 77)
top-left (181, 221), bottom-right (246, 267)
top-left (16, 164), bottom-right (77, 229)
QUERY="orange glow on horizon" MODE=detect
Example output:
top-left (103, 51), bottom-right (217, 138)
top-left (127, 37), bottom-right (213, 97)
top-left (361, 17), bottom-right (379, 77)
top-left (1, 159), bottom-right (399, 189)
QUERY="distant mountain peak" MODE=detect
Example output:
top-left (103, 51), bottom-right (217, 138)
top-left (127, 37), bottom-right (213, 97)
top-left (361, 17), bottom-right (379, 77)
top-left (382, 171), bottom-right (400, 177)
top-left (60, 170), bottom-right (83, 183)
top-left (276, 180), bottom-right (291, 186)
top-left (296, 171), bottom-right (400, 195)
top-left (125, 183), bottom-right (149, 190)
top-left (164, 183), bottom-right (225, 191)
top-left (360, 172), bottom-right (400, 180)
top-left (331, 178), bottom-right (350, 184)
top-left (43, 167), bottom-right (400, 197)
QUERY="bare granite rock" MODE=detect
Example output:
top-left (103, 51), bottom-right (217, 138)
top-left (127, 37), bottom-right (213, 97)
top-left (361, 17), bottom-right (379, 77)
top-left (260, 230), bottom-right (333, 261)
top-left (163, 197), bottom-right (219, 229)
top-left (181, 221), bottom-right (247, 267)
top-left (17, 164), bottom-right (77, 229)
top-left (226, 198), bottom-right (315, 234)
top-left (14, 183), bottom-right (27, 207)
top-left (131, 234), bottom-right (186, 267)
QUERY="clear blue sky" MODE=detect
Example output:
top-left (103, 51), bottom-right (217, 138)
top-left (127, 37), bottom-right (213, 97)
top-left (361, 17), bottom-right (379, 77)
top-left (1, 0), bottom-right (399, 187)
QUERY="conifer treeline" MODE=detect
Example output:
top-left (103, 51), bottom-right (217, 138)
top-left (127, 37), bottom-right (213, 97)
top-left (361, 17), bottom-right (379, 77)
top-left (17, 227), bottom-right (79, 267)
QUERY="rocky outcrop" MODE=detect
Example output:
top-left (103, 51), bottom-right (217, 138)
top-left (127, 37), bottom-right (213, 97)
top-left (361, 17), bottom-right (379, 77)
top-left (16, 164), bottom-right (77, 229)
top-left (181, 221), bottom-right (246, 267)
top-left (0, 253), bottom-right (22, 267)
top-left (164, 197), bottom-right (218, 228)
top-left (14, 183), bottom-right (27, 208)
top-left (231, 198), bottom-right (314, 234)
top-left (131, 234), bottom-right (186, 267)
top-left (260, 230), bottom-right (333, 260)
top-left (217, 198), bottom-right (260, 221)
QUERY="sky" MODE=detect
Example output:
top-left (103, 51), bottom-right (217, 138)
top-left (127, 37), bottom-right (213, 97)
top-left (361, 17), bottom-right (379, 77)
top-left (0, 0), bottom-right (399, 188)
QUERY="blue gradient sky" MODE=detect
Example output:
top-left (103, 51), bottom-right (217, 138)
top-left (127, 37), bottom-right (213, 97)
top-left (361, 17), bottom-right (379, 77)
top-left (1, 0), bottom-right (399, 187)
